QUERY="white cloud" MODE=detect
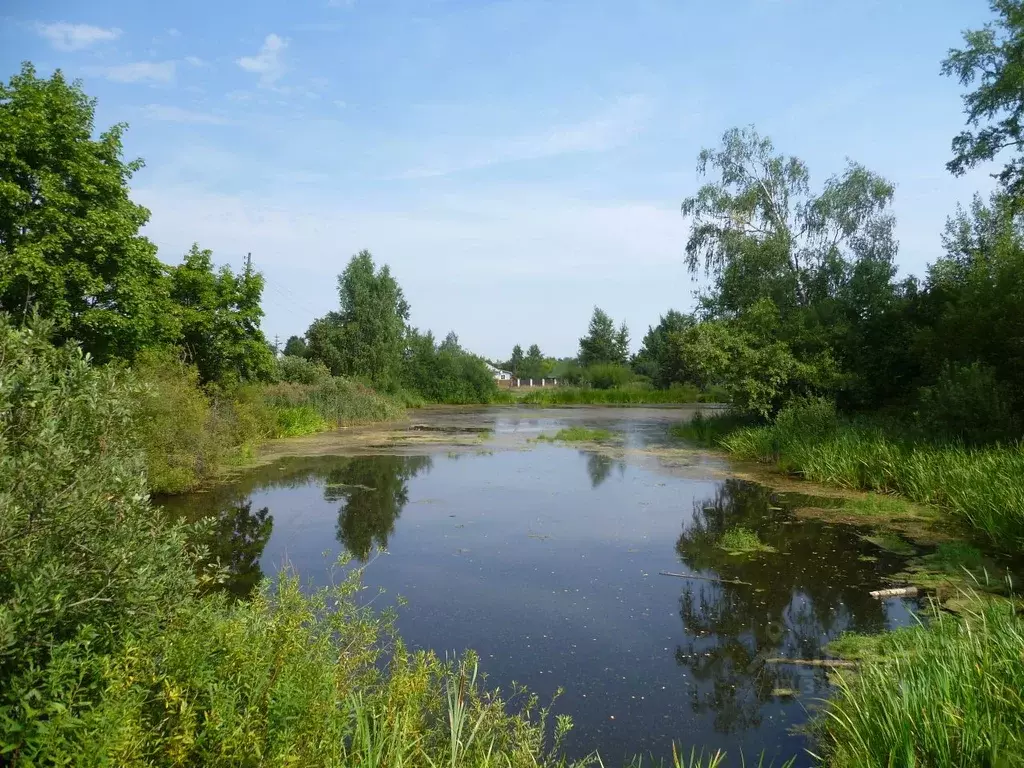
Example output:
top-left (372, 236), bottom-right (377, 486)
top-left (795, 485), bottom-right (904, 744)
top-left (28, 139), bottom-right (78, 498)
top-left (168, 28), bottom-right (181, 37)
top-left (184, 56), bottom-right (205, 67)
top-left (99, 60), bottom-right (176, 84)
top-left (141, 104), bottom-right (230, 125)
top-left (36, 22), bottom-right (121, 51)
top-left (237, 34), bottom-right (287, 86)
top-left (398, 95), bottom-right (652, 178)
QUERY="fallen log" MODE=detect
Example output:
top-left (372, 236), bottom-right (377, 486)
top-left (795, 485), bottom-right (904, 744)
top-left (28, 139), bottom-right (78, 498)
top-left (763, 658), bottom-right (857, 668)
top-left (659, 571), bottom-right (752, 586)
top-left (869, 586), bottom-right (919, 599)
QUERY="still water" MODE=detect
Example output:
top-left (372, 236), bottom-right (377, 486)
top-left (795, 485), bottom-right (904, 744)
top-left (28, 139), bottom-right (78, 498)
top-left (162, 407), bottom-right (920, 764)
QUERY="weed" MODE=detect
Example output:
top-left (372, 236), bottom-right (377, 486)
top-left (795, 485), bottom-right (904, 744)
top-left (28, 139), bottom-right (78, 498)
top-left (718, 527), bottom-right (777, 555)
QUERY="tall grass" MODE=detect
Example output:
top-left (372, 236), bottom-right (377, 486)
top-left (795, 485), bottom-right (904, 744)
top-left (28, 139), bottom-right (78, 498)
top-left (692, 399), bottom-right (1024, 550)
top-left (520, 383), bottom-right (705, 405)
top-left (815, 588), bottom-right (1024, 766)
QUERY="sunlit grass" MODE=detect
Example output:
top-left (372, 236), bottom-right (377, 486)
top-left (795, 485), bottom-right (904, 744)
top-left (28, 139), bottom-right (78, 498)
top-left (718, 527), bottom-right (777, 555)
top-left (536, 427), bottom-right (615, 443)
top-left (815, 588), bottom-right (1024, 766)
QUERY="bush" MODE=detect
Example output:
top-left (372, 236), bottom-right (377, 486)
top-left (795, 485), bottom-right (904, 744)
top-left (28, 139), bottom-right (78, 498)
top-left (132, 347), bottom-right (224, 493)
top-left (915, 362), bottom-right (1018, 445)
top-left (585, 363), bottom-right (633, 390)
top-left (275, 354), bottom-right (331, 385)
top-left (0, 320), bottom-right (201, 758)
top-left (263, 378), bottom-right (405, 426)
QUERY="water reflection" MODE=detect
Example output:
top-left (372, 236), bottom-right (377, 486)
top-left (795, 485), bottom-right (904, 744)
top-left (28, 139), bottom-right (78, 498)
top-left (582, 451), bottom-right (626, 488)
top-left (205, 500), bottom-right (273, 598)
top-left (325, 456), bottom-right (433, 560)
top-left (673, 479), bottom-right (900, 734)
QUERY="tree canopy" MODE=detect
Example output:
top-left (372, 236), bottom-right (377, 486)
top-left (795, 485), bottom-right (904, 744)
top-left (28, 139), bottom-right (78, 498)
top-left (0, 64), bottom-right (174, 362)
top-left (578, 307), bottom-right (629, 367)
top-left (307, 251), bottom-right (409, 388)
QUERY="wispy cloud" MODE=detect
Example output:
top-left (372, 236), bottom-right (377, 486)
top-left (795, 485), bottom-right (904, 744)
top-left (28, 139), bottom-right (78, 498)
top-left (141, 104), bottom-right (230, 124)
top-left (36, 22), bottom-right (121, 51)
top-left (398, 94), bottom-right (652, 178)
top-left (98, 60), bottom-right (176, 84)
top-left (184, 55), bottom-right (205, 67)
top-left (237, 33), bottom-right (287, 86)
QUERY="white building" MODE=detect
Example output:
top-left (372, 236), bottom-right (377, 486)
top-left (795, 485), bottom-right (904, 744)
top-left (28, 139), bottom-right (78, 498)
top-left (485, 363), bottom-right (514, 381)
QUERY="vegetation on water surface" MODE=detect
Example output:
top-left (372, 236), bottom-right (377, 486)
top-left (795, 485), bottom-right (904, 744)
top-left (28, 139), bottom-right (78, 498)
top-left (815, 589), bottom-right (1024, 767)
top-left (537, 426), bottom-right (615, 443)
top-left (520, 384), bottom-right (711, 405)
top-left (717, 527), bottom-right (777, 555)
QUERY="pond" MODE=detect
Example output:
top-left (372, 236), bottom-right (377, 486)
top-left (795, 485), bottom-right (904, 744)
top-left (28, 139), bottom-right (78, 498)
top-left (161, 407), bottom-right (923, 764)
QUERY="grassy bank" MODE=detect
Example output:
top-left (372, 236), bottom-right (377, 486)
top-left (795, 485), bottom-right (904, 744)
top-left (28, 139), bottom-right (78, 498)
top-left (816, 589), bottom-right (1024, 766)
top-left (677, 401), bottom-right (1024, 551)
top-left (517, 383), bottom-right (718, 406)
top-left (133, 351), bottom-right (405, 493)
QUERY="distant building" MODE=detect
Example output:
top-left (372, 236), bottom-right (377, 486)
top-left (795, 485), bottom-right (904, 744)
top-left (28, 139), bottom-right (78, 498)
top-left (486, 363), bottom-right (514, 381)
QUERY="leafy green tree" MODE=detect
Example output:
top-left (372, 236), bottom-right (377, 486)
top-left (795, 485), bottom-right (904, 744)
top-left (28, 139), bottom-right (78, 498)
top-left (578, 307), bottom-right (629, 366)
top-left (634, 310), bottom-right (695, 387)
top-left (401, 328), bottom-right (496, 403)
top-left (680, 126), bottom-right (897, 409)
top-left (943, 0), bottom-right (1024, 201)
top-left (283, 335), bottom-right (307, 358)
top-left (169, 245), bottom-right (274, 385)
top-left (520, 344), bottom-right (549, 379)
top-left (508, 344), bottom-right (524, 375)
top-left (307, 250), bottom-right (409, 387)
top-left (0, 63), bottom-right (175, 362)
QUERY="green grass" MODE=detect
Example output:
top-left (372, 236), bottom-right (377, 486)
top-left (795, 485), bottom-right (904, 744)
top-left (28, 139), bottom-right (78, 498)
top-left (520, 383), bottom-right (705, 405)
top-left (815, 589), bottom-right (1024, 766)
top-left (536, 426), bottom-right (615, 443)
top-left (718, 527), bottom-right (778, 555)
top-left (688, 401), bottom-right (1024, 552)
top-left (670, 409), bottom-right (754, 445)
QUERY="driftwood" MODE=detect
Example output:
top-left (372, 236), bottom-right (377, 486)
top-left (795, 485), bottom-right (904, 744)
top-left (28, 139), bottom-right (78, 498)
top-left (659, 571), bottom-right (752, 586)
top-left (869, 586), bottom-right (919, 599)
top-left (763, 658), bottom-right (857, 668)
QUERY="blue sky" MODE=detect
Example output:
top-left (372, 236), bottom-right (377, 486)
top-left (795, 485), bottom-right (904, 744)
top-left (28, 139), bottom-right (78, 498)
top-left (1, 0), bottom-right (998, 359)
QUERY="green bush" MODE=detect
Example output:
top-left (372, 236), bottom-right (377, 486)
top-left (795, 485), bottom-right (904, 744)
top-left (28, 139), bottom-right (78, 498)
top-left (0, 319), bottom-right (202, 758)
top-left (275, 354), bottom-right (331, 385)
top-left (915, 362), bottom-right (1019, 445)
top-left (585, 363), bottom-right (633, 390)
top-left (263, 378), bottom-right (405, 426)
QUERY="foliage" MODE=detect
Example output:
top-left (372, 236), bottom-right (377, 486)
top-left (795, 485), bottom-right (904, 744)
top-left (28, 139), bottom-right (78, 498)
top-left (520, 343), bottom-right (550, 379)
top-left (169, 244), bottom-right (274, 385)
top-left (275, 354), bottom-right (331, 385)
top-left (0, 318), bottom-right (201, 758)
top-left (307, 250), bottom-right (410, 388)
top-left (262, 378), bottom-right (405, 428)
top-left (0, 64), bottom-right (175, 362)
top-left (914, 362), bottom-right (1018, 445)
top-left (633, 310), bottom-right (696, 388)
top-left (578, 307), bottom-right (629, 367)
top-left (679, 126), bottom-right (898, 413)
top-left (816, 589), bottom-right (1024, 767)
top-left (586, 363), bottom-right (633, 390)
top-left (508, 344), bottom-right (524, 375)
top-left (283, 334), bottom-right (307, 358)
top-left (402, 329), bottom-right (498, 404)
top-left (943, 0), bottom-right (1024, 202)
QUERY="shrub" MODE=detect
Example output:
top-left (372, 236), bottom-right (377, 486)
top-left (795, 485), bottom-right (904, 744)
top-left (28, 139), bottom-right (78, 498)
top-left (915, 362), bottom-right (1018, 445)
top-left (263, 378), bottom-right (405, 426)
top-left (585, 363), bottom-right (633, 390)
top-left (0, 320), bottom-right (201, 758)
top-left (275, 354), bottom-right (331, 385)
top-left (132, 347), bottom-right (224, 493)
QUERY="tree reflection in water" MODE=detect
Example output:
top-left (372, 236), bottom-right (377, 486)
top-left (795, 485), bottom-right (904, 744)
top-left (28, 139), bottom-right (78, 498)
top-left (582, 451), bottom-right (625, 489)
top-left (325, 455), bottom-right (433, 560)
top-left (204, 500), bottom-right (273, 599)
top-left (673, 479), bottom-right (902, 734)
